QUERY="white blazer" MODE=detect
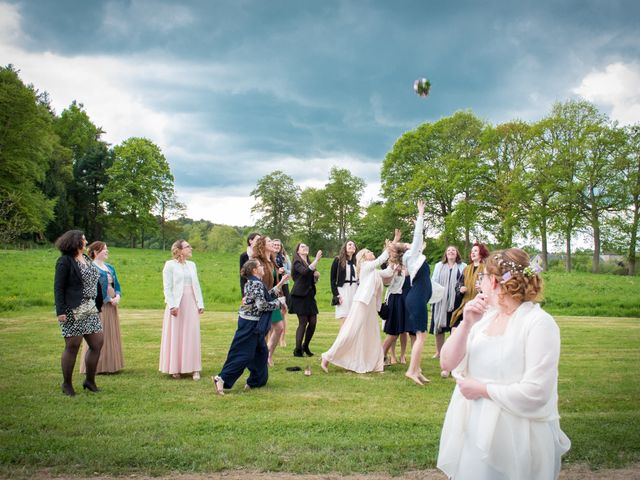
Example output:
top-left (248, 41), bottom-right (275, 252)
top-left (162, 260), bottom-right (205, 309)
top-left (353, 249), bottom-right (389, 310)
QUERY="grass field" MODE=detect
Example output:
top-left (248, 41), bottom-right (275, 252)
top-left (0, 247), bottom-right (639, 316)
top-left (0, 309), bottom-right (639, 477)
top-left (0, 247), bottom-right (639, 477)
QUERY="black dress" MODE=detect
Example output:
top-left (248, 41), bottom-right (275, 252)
top-left (404, 262), bottom-right (432, 333)
top-left (384, 275), bottom-right (411, 335)
top-left (288, 259), bottom-right (318, 315)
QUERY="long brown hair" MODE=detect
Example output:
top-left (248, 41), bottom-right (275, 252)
top-left (337, 240), bottom-right (358, 269)
top-left (252, 236), bottom-right (276, 289)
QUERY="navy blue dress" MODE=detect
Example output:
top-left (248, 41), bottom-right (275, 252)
top-left (404, 262), bottom-right (432, 333)
top-left (383, 275), bottom-right (411, 335)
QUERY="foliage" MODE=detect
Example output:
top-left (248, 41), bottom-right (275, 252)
top-left (323, 166), bottom-right (366, 244)
top-left (251, 170), bottom-right (300, 240)
top-left (0, 65), bottom-right (57, 242)
top-left (100, 138), bottom-right (175, 248)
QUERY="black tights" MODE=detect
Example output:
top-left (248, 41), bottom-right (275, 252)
top-left (295, 314), bottom-right (317, 350)
top-left (61, 332), bottom-right (103, 386)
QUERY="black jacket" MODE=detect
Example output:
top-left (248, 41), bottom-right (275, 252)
top-left (289, 259), bottom-right (316, 298)
top-left (54, 255), bottom-right (103, 316)
top-left (330, 257), bottom-right (357, 297)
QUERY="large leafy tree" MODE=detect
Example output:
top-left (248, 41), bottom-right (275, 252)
top-left (250, 170), bottom-right (300, 239)
top-left (0, 65), bottom-right (56, 242)
top-left (481, 121), bottom-right (533, 248)
top-left (381, 111), bottom-right (486, 250)
top-left (293, 187), bottom-right (332, 251)
top-left (53, 101), bottom-right (110, 240)
top-left (323, 166), bottom-right (365, 244)
top-left (100, 137), bottom-right (175, 248)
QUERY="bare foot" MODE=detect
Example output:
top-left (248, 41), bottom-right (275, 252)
top-left (399, 355), bottom-right (407, 364)
top-left (267, 355), bottom-right (274, 367)
top-left (418, 372), bottom-right (431, 384)
top-left (405, 372), bottom-right (424, 386)
top-left (390, 356), bottom-right (398, 365)
top-left (320, 358), bottom-right (329, 373)
top-left (440, 370), bottom-right (450, 378)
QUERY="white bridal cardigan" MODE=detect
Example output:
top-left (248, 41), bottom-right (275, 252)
top-left (438, 301), bottom-right (571, 480)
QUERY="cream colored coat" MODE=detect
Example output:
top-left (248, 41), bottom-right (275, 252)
top-left (162, 260), bottom-right (205, 309)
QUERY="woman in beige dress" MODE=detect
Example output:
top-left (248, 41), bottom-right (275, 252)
top-left (80, 241), bottom-right (124, 374)
top-left (321, 238), bottom-right (395, 374)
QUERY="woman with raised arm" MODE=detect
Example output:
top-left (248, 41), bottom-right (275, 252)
top-left (321, 235), bottom-right (396, 374)
top-left (437, 248), bottom-right (570, 479)
top-left (160, 239), bottom-right (205, 381)
top-left (387, 200), bottom-right (432, 385)
top-left (289, 243), bottom-right (323, 357)
top-left (272, 238), bottom-right (291, 347)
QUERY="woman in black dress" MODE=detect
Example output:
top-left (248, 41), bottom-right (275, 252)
top-left (288, 243), bottom-right (322, 357)
top-left (54, 230), bottom-right (104, 396)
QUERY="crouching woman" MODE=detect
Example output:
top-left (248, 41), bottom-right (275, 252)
top-left (213, 259), bottom-right (288, 394)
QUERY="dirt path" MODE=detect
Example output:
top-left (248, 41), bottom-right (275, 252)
top-left (28, 463), bottom-right (640, 480)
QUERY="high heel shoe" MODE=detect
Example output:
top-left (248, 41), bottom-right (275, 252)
top-left (61, 383), bottom-right (76, 397)
top-left (82, 380), bottom-right (100, 392)
top-left (303, 346), bottom-right (314, 357)
top-left (293, 348), bottom-right (303, 357)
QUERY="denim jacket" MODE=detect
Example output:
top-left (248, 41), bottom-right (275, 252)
top-left (98, 263), bottom-right (122, 303)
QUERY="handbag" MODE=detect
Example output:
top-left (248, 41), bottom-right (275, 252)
top-left (72, 300), bottom-right (97, 320)
top-left (377, 301), bottom-right (390, 321)
top-left (331, 295), bottom-right (340, 306)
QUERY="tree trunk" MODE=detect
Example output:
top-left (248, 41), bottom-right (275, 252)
top-left (629, 200), bottom-right (639, 275)
top-left (565, 231), bottom-right (572, 272)
top-left (540, 220), bottom-right (548, 270)
top-left (592, 217), bottom-right (600, 273)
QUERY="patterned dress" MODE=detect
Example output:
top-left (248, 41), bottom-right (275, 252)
top-left (60, 258), bottom-right (102, 338)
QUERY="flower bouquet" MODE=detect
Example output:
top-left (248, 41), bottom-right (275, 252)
top-left (414, 78), bottom-right (431, 97)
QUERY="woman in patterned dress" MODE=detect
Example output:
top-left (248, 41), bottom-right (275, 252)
top-left (54, 230), bottom-right (104, 396)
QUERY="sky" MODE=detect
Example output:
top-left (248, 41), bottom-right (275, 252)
top-left (1, 0), bottom-right (639, 227)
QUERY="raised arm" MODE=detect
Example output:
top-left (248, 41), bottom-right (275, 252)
top-left (406, 200), bottom-right (425, 259)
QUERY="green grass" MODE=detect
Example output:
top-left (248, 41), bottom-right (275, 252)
top-left (0, 310), bottom-right (639, 477)
top-left (0, 247), bottom-right (639, 316)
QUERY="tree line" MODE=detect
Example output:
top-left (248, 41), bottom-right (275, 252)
top-left (0, 65), bottom-right (183, 249)
top-left (252, 106), bottom-right (639, 275)
top-left (2, 64), bottom-right (638, 274)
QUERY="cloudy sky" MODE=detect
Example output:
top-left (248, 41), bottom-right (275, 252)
top-left (1, 0), bottom-right (639, 226)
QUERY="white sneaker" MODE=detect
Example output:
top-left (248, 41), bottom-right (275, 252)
top-left (192, 371), bottom-right (200, 381)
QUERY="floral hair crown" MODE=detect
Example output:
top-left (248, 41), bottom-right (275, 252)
top-left (493, 253), bottom-right (543, 283)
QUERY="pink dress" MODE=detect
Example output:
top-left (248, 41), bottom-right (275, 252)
top-left (159, 262), bottom-right (202, 374)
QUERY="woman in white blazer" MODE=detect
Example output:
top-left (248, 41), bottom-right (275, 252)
top-left (159, 239), bottom-right (205, 380)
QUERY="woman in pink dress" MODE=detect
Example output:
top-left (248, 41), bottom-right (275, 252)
top-left (159, 239), bottom-right (205, 380)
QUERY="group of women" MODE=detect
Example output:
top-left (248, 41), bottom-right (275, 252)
top-left (53, 219), bottom-right (570, 479)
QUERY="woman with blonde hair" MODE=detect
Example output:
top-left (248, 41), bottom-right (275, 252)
top-left (160, 239), bottom-right (205, 380)
top-left (80, 241), bottom-right (124, 374)
top-left (438, 248), bottom-right (570, 479)
top-left (321, 236), bottom-right (396, 374)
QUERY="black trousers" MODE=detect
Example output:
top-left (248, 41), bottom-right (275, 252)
top-left (218, 314), bottom-right (270, 389)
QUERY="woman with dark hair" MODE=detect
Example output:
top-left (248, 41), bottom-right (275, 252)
top-left (430, 245), bottom-right (466, 376)
top-left (450, 242), bottom-right (489, 329)
top-left (80, 241), bottom-right (124, 374)
top-left (438, 248), bottom-right (570, 479)
top-left (212, 259), bottom-right (289, 395)
top-left (387, 200), bottom-right (432, 385)
top-left (330, 240), bottom-right (358, 328)
top-left (239, 232), bottom-right (260, 295)
top-left (272, 239), bottom-right (291, 348)
top-left (160, 239), bottom-right (205, 380)
top-left (288, 243), bottom-right (322, 357)
top-left (252, 236), bottom-right (286, 366)
top-left (54, 230), bottom-right (104, 396)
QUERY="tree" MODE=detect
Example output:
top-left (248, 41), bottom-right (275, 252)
top-left (352, 201), bottom-right (396, 253)
top-left (381, 111), bottom-right (486, 250)
top-left (250, 170), bottom-right (300, 239)
top-left (100, 138), bottom-right (175, 248)
top-left (294, 187), bottom-right (332, 251)
top-left (0, 65), bottom-right (56, 242)
top-left (616, 125), bottom-right (640, 274)
top-left (323, 166), bottom-right (365, 244)
top-left (481, 121), bottom-right (533, 248)
top-left (53, 101), bottom-right (110, 240)
top-left (206, 225), bottom-right (244, 253)
top-left (155, 181), bottom-right (186, 250)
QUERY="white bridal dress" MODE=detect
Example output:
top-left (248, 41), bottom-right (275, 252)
top-left (437, 302), bottom-right (571, 480)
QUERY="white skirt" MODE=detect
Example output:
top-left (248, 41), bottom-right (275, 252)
top-left (335, 283), bottom-right (358, 319)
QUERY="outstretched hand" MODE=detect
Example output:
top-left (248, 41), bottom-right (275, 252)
top-left (417, 199), bottom-right (425, 216)
top-left (277, 274), bottom-right (290, 287)
top-left (393, 228), bottom-right (401, 243)
top-left (315, 250), bottom-right (323, 261)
